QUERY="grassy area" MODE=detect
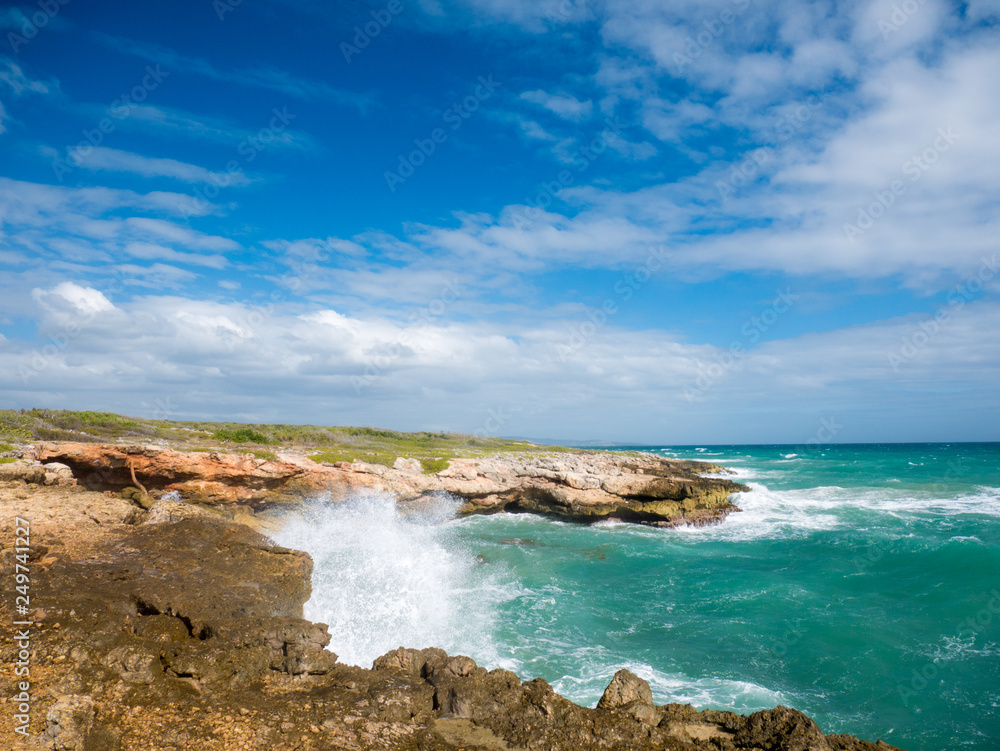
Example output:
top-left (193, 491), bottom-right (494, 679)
top-left (212, 427), bottom-right (278, 445)
top-left (0, 408), bottom-right (578, 474)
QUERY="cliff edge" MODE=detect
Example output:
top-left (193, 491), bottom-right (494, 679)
top-left (0, 476), bottom-right (903, 751)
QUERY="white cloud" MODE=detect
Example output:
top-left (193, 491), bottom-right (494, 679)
top-left (64, 146), bottom-right (253, 186)
top-left (0, 178), bottom-right (237, 307)
top-left (32, 282), bottom-right (117, 315)
top-left (521, 90), bottom-right (594, 121)
top-left (124, 242), bottom-right (228, 270)
top-left (0, 58), bottom-right (50, 96)
top-left (1, 290), bottom-right (997, 442)
top-left (518, 118), bottom-right (558, 141)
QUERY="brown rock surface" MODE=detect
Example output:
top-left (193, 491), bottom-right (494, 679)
top-left (31, 442), bottom-right (748, 527)
top-left (0, 480), bottom-right (905, 751)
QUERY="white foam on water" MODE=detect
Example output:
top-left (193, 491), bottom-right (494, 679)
top-left (673, 482), bottom-right (1000, 542)
top-left (673, 483), bottom-right (844, 541)
top-left (272, 490), bottom-right (514, 669)
top-left (548, 656), bottom-right (791, 713)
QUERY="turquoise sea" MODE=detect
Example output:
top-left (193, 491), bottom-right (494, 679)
top-left (275, 443), bottom-right (1000, 751)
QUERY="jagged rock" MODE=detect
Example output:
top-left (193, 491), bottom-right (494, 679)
top-left (732, 704), bottom-right (832, 751)
top-left (33, 442), bottom-right (748, 527)
top-left (598, 668), bottom-right (654, 709)
top-left (41, 694), bottom-right (94, 750)
top-left (0, 460), bottom-right (47, 484)
top-left (0, 481), bottom-right (904, 751)
top-left (598, 668), bottom-right (660, 726)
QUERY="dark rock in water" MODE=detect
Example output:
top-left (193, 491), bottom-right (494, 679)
top-left (0, 482), bottom-right (906, 751)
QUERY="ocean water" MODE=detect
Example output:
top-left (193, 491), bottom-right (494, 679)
top-left (274, 443), bottom-right (1000, 751)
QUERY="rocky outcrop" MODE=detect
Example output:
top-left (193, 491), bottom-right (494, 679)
top-left (31, 442), bottom-right (748, 527)
top-left (0, 484), bottom-right (903, 751)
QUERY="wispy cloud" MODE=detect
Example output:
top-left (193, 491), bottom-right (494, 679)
top-left (41, 145), bottom-right (254, 186)
top-left (520, 90), bottom-right (593, 121)
top-left (0, 178), bottom-right (237, 291)
top-left (0, 57), bottom-right (51, 95)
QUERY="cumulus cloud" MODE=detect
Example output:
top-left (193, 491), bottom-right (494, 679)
top-left (32, 282), bottom-right (117, 316)
top-left (1, 289), bottom-right (997, 441)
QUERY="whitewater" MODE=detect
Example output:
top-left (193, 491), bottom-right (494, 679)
top-left (274, 443), bottom-right (1000, 751)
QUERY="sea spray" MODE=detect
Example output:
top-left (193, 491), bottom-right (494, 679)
top-left (272, 444), bottom-right (1000, 751)
top-left (272, 490), bottom-right (513, 668)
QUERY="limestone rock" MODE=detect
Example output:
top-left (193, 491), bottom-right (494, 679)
top-left (34, 442), bottom-right (748, 527)
top-left (598, 668), bottom-right (654, 709)
top-left (392, 457), bottom-right (423, 473)
top-left (41, 694), bottom-right (95, 751)
top-left (3, 480), bottom-right (905, 751)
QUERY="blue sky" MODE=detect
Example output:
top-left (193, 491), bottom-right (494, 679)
top-left (0, 0), bottom-right (998, 443)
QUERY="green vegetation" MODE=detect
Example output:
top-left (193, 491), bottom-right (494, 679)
top-left (421, 458), bottom-right (451, 474)
top-left (0, 408), bottom-right (173, 443)
top-left (212, 427), bottom-right (277, 445)
top-left (0, 457), bottom-right (16, 464)
top-left (0, 443), bottom-right (14, 453)
top-left (0, 408), bottom-right (579, 473)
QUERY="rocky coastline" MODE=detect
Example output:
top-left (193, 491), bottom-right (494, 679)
top-left (27, 442), bottom-right (749, 527)
top-left (0, 442), bottom-right (904, 750)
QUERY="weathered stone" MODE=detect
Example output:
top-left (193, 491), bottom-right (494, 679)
top-left (33, 442), bottom-right (747, 527)
top-left (598, 668), bottom-right (654, 709)
top-left (41, 694), bottom-right (95, 751)
top-left (0, 480), bottom-right (903, 751)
